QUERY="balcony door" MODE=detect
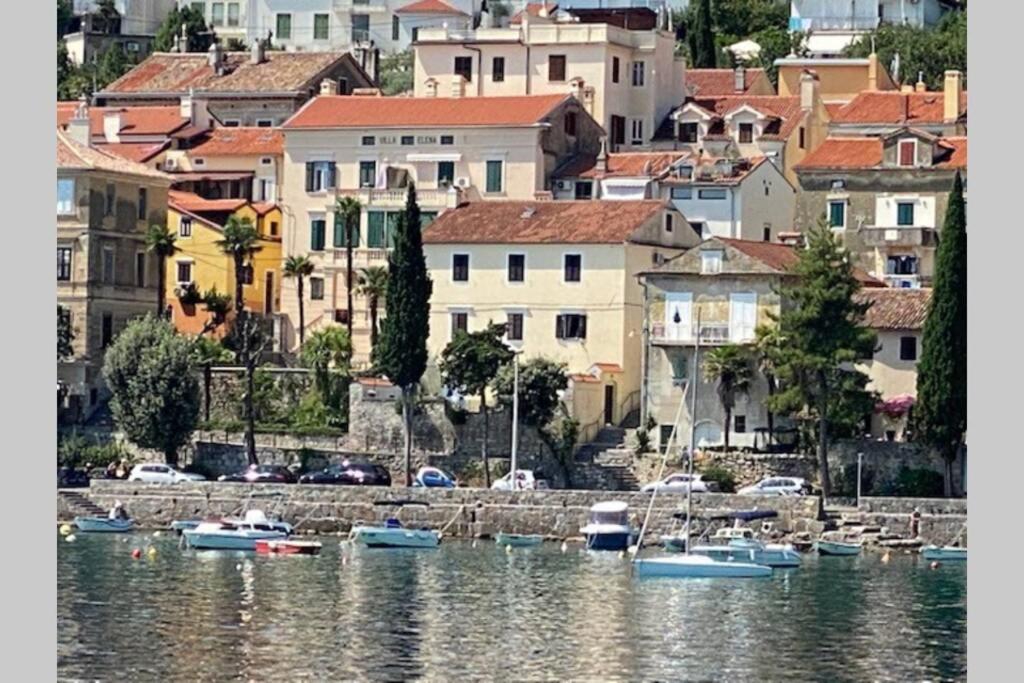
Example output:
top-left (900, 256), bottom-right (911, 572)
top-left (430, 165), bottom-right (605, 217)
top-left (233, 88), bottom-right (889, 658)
top-left (664, 293), bottom-right (692, 341)
top-left (729, 293), bottom-right (756, 343)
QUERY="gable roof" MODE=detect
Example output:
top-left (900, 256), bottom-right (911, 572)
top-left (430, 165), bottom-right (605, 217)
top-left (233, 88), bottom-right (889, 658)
top-left (95, 141), bottom-right (169, 163)
top-left (57, 129), bottom-right (172, 181)
top-left (168, 190), bottom-right (248, 214)
top-left (795, 136), bottom-right (967, 170)
top-left (100, 51), bottom-right (364, 96)
top-left (186, 127), bottom-right (284, 156)
top-left (657, 95), bottom-right (805, 141)
top-left (556, 152), bottom-right (688, 179)
top-left (423, 200), bottom-right (668, 244)
top-left (830, 91), bottom-right (967, 126)
top-left (396, 0), bottom-right (469, 15)
top-left (856, 288), bottom-right (932, 330)
top-left (283, 94), bottom-right (571, 129)
top-left (57, 103), bottom-right (190, 137)
top-left (685, 69), bottom-right (771, 97)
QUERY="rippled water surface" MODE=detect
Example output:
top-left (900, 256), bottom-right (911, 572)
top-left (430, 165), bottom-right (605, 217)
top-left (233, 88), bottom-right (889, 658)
top-left (58, 534), bottom-right (966, 681)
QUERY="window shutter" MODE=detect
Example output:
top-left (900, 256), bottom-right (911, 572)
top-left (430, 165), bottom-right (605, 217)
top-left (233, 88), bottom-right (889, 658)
top-left (367, 211), bottom-right (385, 247)
top-left (555, 315), bottom-right (565, 339)
top-left (305, 163), bottom-right (314, 192)
top-left (334, 213), bottom-right (344, 247)
top-left (579, 315), bottom-right (587, 339)
top-left (328, 162), bottom-right (337, 188)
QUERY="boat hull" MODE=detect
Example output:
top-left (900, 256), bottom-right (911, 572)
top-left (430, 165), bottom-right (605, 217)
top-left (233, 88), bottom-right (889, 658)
top-left (816, 540), bottom-right (862, 556)
top-left (693, 544), bottom-right (802, 568)
top-left (635, 555), bottom-right (772, 578)
top-left (581, 524), bottom-right (637, 551)
top-left (921, 546), bottom-right (966, 561)
top-left (74, 517), bottom-right (134, 533)
top-left (495, 533), bottom-right (544, 547)
top-left (183, 529), bottom-right (288, 551)
top-left (349, 526), bottom-right (440, 548)
top-left (255, 540), bottom-right (322, 555)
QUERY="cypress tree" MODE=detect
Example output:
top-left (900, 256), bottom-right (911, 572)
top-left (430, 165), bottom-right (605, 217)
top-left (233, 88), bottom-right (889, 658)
top-left (376, 185), bottom-right (433, 485)
top-left (915, 172), bottom-right (967, 496)
top-left (691, 0), bottom-right (717, 68)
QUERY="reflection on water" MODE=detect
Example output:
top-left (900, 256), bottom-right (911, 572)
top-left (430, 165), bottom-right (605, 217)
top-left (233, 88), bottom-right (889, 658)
top-left (58, 535), bottom-right (966, 681)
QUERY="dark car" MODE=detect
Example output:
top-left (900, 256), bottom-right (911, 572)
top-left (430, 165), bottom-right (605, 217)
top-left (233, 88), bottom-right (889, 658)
top-left (218, 464), bottom-right (297, 484)
top-left (298, 461), bottom-right (392, 486)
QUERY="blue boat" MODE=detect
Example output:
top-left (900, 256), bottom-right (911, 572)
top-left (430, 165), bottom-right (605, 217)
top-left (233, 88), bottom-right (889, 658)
top-left (581, 502), bottom-right (637, 551)
top-left (74, 517), bottom-right (134, 533)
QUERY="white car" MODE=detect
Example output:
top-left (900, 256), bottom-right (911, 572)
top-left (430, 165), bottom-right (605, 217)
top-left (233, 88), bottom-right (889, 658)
top-left (491, 469), bottom-right (549, 491)
top-left (640, 473), bottom-right (712, 494)
top-left (128, 463), bottom-right (206, 485)
top-left (738, 477), bottom-right (811, 496)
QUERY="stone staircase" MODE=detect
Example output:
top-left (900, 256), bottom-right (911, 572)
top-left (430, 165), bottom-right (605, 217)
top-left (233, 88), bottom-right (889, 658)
top-left (58, 490), bottom-right (106, 518)
top-left (573, 425), bottom-right (641, 491)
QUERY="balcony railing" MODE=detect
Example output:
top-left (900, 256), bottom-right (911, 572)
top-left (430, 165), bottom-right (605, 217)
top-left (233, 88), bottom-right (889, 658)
top-left (328, 247), bottom-right (389, 269)
top-left (650, 322), bottom-right (742, 346)
top-left (860, 226), bottom-right (938, 248)
top-left (334, 187), bottom-right (454, 208)
top-left (789, 16), bottom-right (880, 32)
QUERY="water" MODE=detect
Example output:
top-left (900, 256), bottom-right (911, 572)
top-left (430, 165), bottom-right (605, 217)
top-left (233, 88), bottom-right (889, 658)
top-left (58, 534), bottom-right (966, 681)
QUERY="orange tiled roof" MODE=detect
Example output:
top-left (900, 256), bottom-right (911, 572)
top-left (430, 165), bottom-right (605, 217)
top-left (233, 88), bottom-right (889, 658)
top-left (94, 141), bottom-right (169, 163)
top-left (396, 0), bottom-right (469, 14)
top-left (423, 200), bottom-right (667, 244)
top-left (283, 94), bottom-right (570, 129)
top-left (556, 152), bottom-right (687, 179)
top-left (656, 95), bottom-right (806, 141)
top-left (570, 373), bottom-right (601, 384)
top-left (57, 129), bottom-right (172, 180)
top-left (57, 103), bottom-right (189, 136)
top-left (187, 128), bottom-right (284, 156)
top-left (168, 190), bottom-right (248, 213)
top-left (831, 91), bottom-right (967, 125)
top-left (795, 136), bottom-right (967, 170)
top-left (856, 288), bottom-right (932, 330)
top-left (685, 69), bottom-right (770, 96)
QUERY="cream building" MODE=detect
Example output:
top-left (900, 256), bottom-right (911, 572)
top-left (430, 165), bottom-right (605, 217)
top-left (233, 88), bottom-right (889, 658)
top-left (278, 91), bottom-right (603, 362)
top-left (413, 5), bottom-right (685, 151)
top-left (422, 199), bottom-right (699, 436)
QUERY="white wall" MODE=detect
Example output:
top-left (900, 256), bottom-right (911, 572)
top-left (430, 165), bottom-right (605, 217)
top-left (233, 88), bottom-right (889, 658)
top-left (874, 194), bottom-right (937, 228)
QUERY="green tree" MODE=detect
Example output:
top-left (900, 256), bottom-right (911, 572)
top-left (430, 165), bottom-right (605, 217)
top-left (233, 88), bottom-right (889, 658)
top-left (103, 315), bottom-right (200, 466)
top-left (690, 0), bottom-right (717, 67)
top-left (703, 344), bottom-right (754, 452)
top-left (200, 286), bottom-right (231, 336)
top-left (154, 6), bottom-right (212, 53)
top-left (376, 185), bottom-right (433, 485)
top-left (190, 335), bottom-right (233, 365)
top-left (145, 224), bottom-right (178, 316)
top-left (229, 312), bottom-right (272, 464)
top-left (283, 254), bottom-right (315, 348)
top-left (58, 305), bottom-right (74, 360)
top-left (915, 172), bottom-right (967, 496)
top-left (357, 266), bottom-right (388, 352)
top-left (58, 0), bottom-right (73, 38)
top-left (379, 50), bottom-right (413, 95)
top-left (334, 196), bottom-right (362, 343)
top-left (300, 326), bottom-right (353, 428)
top-left (216, 215), bottom-right (261, 316)
top-left (439, 322), bottom-right (514, 486)
top-left (96, 44), bottom-right (129, 88)
top-left (754, 324), bottom-right (784, 446)
top-left (767, 223), bottom-right (877, 498)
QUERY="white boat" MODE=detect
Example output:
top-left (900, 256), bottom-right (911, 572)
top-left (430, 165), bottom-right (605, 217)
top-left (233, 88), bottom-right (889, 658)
top-left (74, 517), bottom-right (134, 533)
top-left (495, 532), bottom-right (544, 547)
top-left (349, 520), bottom-right (440, 548)
top-left (816, 539), bottom-right (862, 556)
top-left (182, 510), bottom-right (290, 550)
top-left (634, 554), bottom-right (772, 578)
top-left (581, 501), bottom-right (637, 551)
top-left (692, 526), bottom-right (802, 568)
top-left (921, 545), bottom-right (966, 561)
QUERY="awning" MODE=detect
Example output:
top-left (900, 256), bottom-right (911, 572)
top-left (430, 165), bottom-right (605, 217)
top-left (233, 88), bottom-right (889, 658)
top-left (405, 153), bottom-right (463, 163)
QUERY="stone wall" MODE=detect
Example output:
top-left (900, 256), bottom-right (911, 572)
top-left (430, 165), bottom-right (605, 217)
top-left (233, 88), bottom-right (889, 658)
top-left (199, 367), bottom-right (315, 424)
top-left (828, 439), bottom-right (964, 495)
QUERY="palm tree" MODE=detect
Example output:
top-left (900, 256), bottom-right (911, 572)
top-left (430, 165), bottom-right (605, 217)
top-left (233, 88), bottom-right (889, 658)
top-left (216, 216), bottom-right (262, 317)
top-left (200, 286), bottom-right (231, 336)
top-left (335, 196), bottom-right (362, 343)
top-left (754, 325), bottom-right (784, 449)
top-left (703, 344), bottom-right (754, 453)
top-left (357, 266), bottom-right (388, 352)
top-left (283, 254), bottom-right (315, 349)
top-left (145, 224), bottom-right (177, 317)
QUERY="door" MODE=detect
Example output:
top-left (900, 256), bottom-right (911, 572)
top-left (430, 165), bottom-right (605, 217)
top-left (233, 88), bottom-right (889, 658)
top-left (264, 271), bottom-right (274, 315)
top-left (603, 385), bottom-right (615, 425)
top-left (664, 293), bottom-right (692, 341)
top-left (729, 293), bottom-right (757, 342)
top-left (611, 115), bottom-right (626, 150)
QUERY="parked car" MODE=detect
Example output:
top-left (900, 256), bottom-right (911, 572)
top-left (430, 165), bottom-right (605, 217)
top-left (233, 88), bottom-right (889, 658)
top-left (738, 477), bottom-right (811, 496)
top-left (298, 461), bottom-right (392, 486)
top-left (413, 466), bottom-right (456, 488)
top-left (57, 467), bottom-right (90, 489)
top-left (218, 464), bottom-right (297, 484)
top-left (128, 463), bottom-right (206, 484)
top-left (491, 469), bottom-right (550, 491)
top-left (640, 473), bottom-right (712, 494)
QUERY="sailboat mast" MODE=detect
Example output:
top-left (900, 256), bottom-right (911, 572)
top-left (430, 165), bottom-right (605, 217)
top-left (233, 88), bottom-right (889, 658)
top-left (685, 309), bottom-right (700, 556)
top-left (511, 352), bottom-right (519, 490)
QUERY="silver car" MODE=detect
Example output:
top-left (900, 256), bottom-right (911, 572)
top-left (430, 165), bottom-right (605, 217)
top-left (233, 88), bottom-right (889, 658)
top-left (128, 463), bottom-right (206, 485)
top-left (640, 473), bottom-right (712, 494)
top-left (738, 477), bottom-right (810, 496)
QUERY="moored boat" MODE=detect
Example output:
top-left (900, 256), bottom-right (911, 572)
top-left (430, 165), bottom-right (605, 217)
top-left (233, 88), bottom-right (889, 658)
top-left (816, 539), bottom-right (862, 556)
top-left (581, 501), bottom-right (637, 551)
top-left (634, 554), bottom-right (772, 579)
top-left (495, 532), bottom-right (544, 547)
top-left (182, 510), bottom-right (290, 551)
top-left (255, 539), bottom-right (322, 555)
top-left (74, 517), bottom-right (134, 533)
top-left (921, 545), bottom-right (966, 561)
top-left (348, 518), bottom-right (440, 548)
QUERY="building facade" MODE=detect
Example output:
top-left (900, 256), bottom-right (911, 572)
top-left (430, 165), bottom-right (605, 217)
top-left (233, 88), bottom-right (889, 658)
top-left (789, 0), bottom-right (959, 56)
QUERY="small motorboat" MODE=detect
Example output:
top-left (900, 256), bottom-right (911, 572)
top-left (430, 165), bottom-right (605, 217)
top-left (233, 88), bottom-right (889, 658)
top-left (581, 501), bottom-right (637, 551)
top-left (254, 539), bottom-right (322, 555)
top-left (74, 517), bottom-right (134, 533)
top-left (634, 554), bottom-right (772, 579)
top-left (921, 545), bottom-right (966, 561)
top-left (182, 510), bottom-right (291, 551)
top-left (349, 518), bottom-right (440, 549)
top-left (692, 527), bottom-right (802, 568)
top-left (816, 539), bottom-right (863, 556)
top-left (495, 532), bottom-right (544, 548)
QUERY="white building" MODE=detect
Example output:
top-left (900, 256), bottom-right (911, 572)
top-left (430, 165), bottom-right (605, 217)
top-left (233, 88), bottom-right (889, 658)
top-left (789, 0), bottom-right (960, 56)
top-left (73, 0), bottom-right (178, 36)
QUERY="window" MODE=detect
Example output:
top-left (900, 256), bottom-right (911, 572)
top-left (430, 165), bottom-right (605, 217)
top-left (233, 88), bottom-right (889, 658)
top-left (311, 219), bottom-right (326, 251)
top-left (899, 336), bottom-right (918, 361)
top-left (176, 261), bottom-right (192, 284)
top-left (556, 314), bottom-right (587, 340)
top-left (313, 14), bottom-right (329, 40)
top-left (211, 2), bottom-right (224, 26)
top-left (887, 255), bottom-right (918, 275)
top-left (135, 188), bottom-right (147, 220)
top-left (493, 57), bottom-right (505, 82)
top-left (440, 135), bottom-right (454, 145)
top-left (630, 119), bottom-right (644, 145)
top-left (401, 135), bottom-right (414, 146)
top-left (611, 115), bottom-right (625, 147)
top-left (339, 77), bottom-right (349, 95)
top-left (101, 314), bottom-right (113, 349)
top-left (227, 2), bottom-right (239, 26)
top-left (57, 178), bottom-right (75, 215)
top-left (508, 254), bottom-right (525, 282)
top-left (276, 13), bottom-right (291, 40)
top-left (698, 188), bottom-right (727, 200)
top-left (105, 184), bottom-right (115, 216)
top-left (367, 211), bottom-right (386, 248)
top-left (175, 217), bottom-right (191, 238)
top-left (799, 127), bottom-right (806, 149)
top-left (898, 139), bottom-right (916, 167)
top-left (135, 252), bottom-right (146, 287)
top-left (689, 221), bottom-right (706, 238)
top-left (334, 212), bottom-right (359, 247)
top-left (223, 120), bottom-right (240, 127)
top-left (305, 161), bottom-right (336, 192)
top-left (897, 202), bottom-right (915, 226)
top-left (269, 221), bottom-right (278, 237)
top-left (829, 200), bottom-right (846, 228)
top-left (664, 213), bottom-right (673, 233)
top-left (257, 177), bottom-right (275, 201)
top-left (507, 313), bottom-right (524, 341)
top-left (191, 2), bottom-right (205, 14)
top-left (734, 415), bottom-right (746, 433)
top-left (359, 161), bottom-right (376, 188)
top-left (310, 277), bottom-right (324, 300)
top-left (57, 247), bottom-right (72, 281)
top-left (412, 27), bottom-right (419, 43)
top-left (392, 15), bottom-right (400, 41)
top-left (678, 122), bottom-right (698, 143)
top-left (452, 254), bottom-right (470, 282)
top-left (454, 56), bottom-right (473, 82)
top-left (351, 14), bottom-right (369, 42)
top-left (437, 161), bottom-right (455, 186)
top-left (574, 181), bottom-right (593, 199)
top-left (563, 254), bottom-right (581, 282)
top-left (361, 136), bottom-right (376, 146)
top-left (612, 56), bottom-right (620, 83)
top-left (548, 55), bottom-right (566, 82)
top-left (738, 123), bottom-right (754, 144)
top-left (102, 248), bottom-right (115, 284)
top-left (565, 112), bottom-right (577, 136)
top-left (701, 250), bottom-right (723, 274)
top-left (763, 225), bottom-right (771, 242)
top-left (241, 265), bottom-right (254, 286)
top-left (631, 61), bottom-right (645, 87)
top-left (486, 160), bottom-right (503, 193)
top-left (670, 187), bottom-right (692, 200)
top-left (451, 312), bottom-right (468, 336)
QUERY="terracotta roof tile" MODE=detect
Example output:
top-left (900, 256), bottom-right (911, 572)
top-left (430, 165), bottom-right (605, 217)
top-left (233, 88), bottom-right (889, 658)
top-left (283, 94), bottom-right (570, 129)
top-left (94, 141), bottom-right (169, 163)
top-left (685, 69), bottom-right (770, 96)
top-left (557, 152), bottom-right (687, 179)
top-left (396, 0), bottom-right (469, 15)
top-left (57, 129), bottom-right (172, 181)
top-left (656, 95), bottom-right (805, 141)
top-left (856, 288), bottom-right (932, 329)
top-left (187, 128), bottom-right (284, 156)
top-left (831, 91), bottom-right (967, 125)
top-left (423, 200), bottom-right (667, 244)
top-left (57, 103), bottom-right (189, 136)
top-left (795, 136), bottom-right (967, 170)
top-left (570, 373), bottom-right (601, 384)
top-left (168, 190), bottom-right (248, 213)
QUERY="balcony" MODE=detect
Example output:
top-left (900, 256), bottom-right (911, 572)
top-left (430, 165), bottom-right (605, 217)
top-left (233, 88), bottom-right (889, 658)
top-left (332, 187), bottom-right (456, 209)
top-left (327, 248), bottom-right (389, 270)
top-left (860, 226), bottom-right (938, 248)
top-left (333, 0), bottom-right (389, 13)
top-left (650, 322), bottom-right (739, 346)
top-left (789, 16), bottom-right (880, 32)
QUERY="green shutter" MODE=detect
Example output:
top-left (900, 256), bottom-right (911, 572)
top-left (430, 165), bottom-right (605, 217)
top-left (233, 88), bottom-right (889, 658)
top-left (421, 211), bottom-right (437, 228)
top-left (829, 202), bottom-right (844, 228)
top-left (367, 211), bottom-right (386, 248)
top-left (334, 214), bottom-right (360, 247)
top-left (486, 160), bottom-right (502, 193)
top-left (311, 220), bottom-right (325, 251)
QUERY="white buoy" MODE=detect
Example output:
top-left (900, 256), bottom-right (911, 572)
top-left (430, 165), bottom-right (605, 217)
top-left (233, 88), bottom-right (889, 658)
top-left (560, 541), bottom-right (568, 553)
top-left (506, 544), bottom-right (513, 554)
top-left (236, 563), bottom-right (243, 571)
top-left (153, 530), bottom-right (162, 538)
top-left (618, 550), bottom-right (626, 559)
top-left (471, 540), bottom-right (478, 549)
top-left (65, 534), bottom-right (77, 543)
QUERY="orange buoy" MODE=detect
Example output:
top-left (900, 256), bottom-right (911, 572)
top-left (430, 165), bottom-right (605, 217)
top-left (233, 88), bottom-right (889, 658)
top-left (131, 548), bottom-right (142, 559)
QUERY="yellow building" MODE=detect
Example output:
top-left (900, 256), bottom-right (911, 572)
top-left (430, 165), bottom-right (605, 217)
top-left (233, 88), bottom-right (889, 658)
top-left (165, 190), bottom-right (282, 336)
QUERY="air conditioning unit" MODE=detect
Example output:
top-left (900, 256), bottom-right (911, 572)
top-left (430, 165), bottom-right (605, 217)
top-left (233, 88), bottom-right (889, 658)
top-left (455, 177), bottom-right (471, 189)
top-left (555, 180), bottom-right (570, 190)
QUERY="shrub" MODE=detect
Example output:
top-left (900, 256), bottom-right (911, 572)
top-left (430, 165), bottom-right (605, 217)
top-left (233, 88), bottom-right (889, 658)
top-left (634, 428), bottom-right (652, 454)
top-left (58, 433), bottom-right (131, 469)
top-left (700, 464), bottom-right (737, 493)
top-left (882, 466), bottom-right (945, 498)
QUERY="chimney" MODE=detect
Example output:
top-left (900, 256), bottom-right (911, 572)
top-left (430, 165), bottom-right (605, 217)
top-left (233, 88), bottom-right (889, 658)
top-left (570, 77), bottom-right (586, 102)
top-left (68, 96), bottom-right (91, 147)
top-left (102, 111), bottom-right (122, 143)
top-left (539, 3), bottom-right (550, 18)
top-left (450, 75), bottom-right (466, 98)
top-left (250, 37), bottom-right (265, 65)
top-left (180, 89), bottom-right (211, 128)
top-left (900, 84), bottom-right (913, 93)
top-left (867, 52), bottom-right (879, 91)
top-left (208, 42), bottom-right (224, 75)
top-left (596, 136), bottom-right (609, 173)
top-left (424, 78), bottom-right (438, 98)
top-left (734, 64), bottom-right (746, 94)
top-left (915, 72), bottom-right (926, 92)
top-left (320, 78), bottom-right (339, 96)
top-left (943, 70), bottom-right (963, 122)
top-left (799, 69), bottom-right (818, 111)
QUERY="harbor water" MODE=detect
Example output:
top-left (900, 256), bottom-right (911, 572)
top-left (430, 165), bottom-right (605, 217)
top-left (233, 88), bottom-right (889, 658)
top-left (58, 534), bottom-right (966, 681)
